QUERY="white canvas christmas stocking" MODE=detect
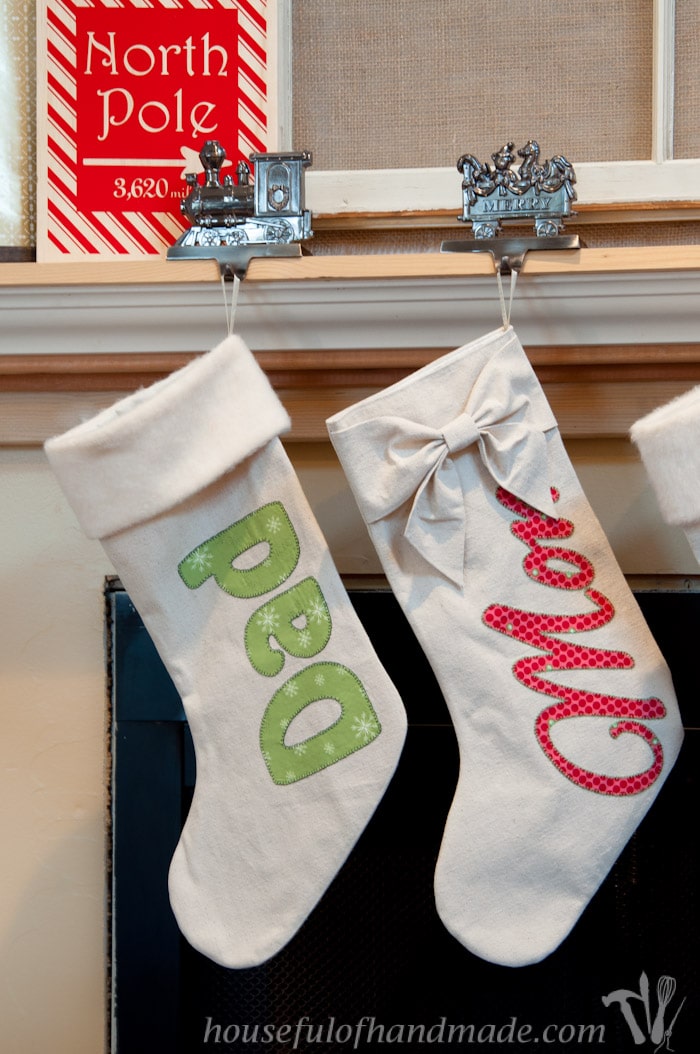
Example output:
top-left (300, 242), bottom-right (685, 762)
top-left (327, 325), bottom-right (684, 967)
top-left (631, 384), bottom-right (700, 564)
top-left (45, 334), bottom-right (406, 969)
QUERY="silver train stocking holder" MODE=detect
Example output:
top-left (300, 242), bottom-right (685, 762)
top-left (167, 140), bottom-right (313, 278)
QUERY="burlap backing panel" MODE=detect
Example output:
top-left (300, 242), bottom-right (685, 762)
top-left (292, 0), bottom-right (654, 170)
top-left (675, 0), bottom-right (700, 159)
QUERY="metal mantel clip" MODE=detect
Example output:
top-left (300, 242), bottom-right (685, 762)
top-left (441, 140), bottom-right (583, 274)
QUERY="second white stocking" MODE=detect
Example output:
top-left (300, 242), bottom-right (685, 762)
top-left (328, 325), bottom-right (684, 967)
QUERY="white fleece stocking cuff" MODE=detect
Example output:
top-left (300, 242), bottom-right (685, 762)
top-left (630, 385), bottom-right (700, 563)
top-left (45, 335), bottom-right (290, 538)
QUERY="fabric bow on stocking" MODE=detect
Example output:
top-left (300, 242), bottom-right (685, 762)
top-left (342, 334), bottom-right (558, 587)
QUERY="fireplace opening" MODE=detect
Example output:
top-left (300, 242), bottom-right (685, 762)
top-left (107, 579), bottom-right (698, 1053)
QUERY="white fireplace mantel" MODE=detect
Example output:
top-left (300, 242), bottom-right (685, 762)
top-left (1, 252), bottom-right (700, 355)
top-left (1, 251), bottom-right (700, 443)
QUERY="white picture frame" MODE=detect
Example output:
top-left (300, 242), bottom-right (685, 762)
top-left (300, 0), bottom-right (698, 219)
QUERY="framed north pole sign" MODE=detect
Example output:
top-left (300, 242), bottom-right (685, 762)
top-left (36, 0), bottom-right (289, 260)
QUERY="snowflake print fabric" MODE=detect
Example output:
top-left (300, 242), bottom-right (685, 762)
top-left (243, 575), bottom-right (332, 677)
top-left (260, 662), bottom-right (381, 784)
top-left (45, 334), bottom-right (406, 970)
top-left (328, 325), bottom-right (683, 968)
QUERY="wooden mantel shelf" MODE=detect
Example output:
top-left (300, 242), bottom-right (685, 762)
top-left (2, 245), bottom-right (700, 286)
top-left (2, 246), bottom-right (700, 444)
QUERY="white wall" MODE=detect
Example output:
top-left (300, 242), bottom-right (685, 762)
top-left (0, 448), bottom-right (110, 1053)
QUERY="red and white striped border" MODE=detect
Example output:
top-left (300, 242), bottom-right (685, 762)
top-left (40, 0), bottom-right (273, 258)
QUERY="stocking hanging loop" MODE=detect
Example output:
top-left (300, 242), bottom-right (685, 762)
top-left (441, 233), bottom-right (582, 328)
top-left (496, 264), bottom-right (518, 329)
top-left (220, 269), bottom-right (241, 336)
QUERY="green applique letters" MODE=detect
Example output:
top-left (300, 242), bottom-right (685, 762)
top-left (178, 501), bottom-right (300, 598)
top-left (178, 501), bottom-right (381, 785)
top-left (245, 577), bottom-right (332, 677)
top-left (261, 662), bottom-right (381, 784)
